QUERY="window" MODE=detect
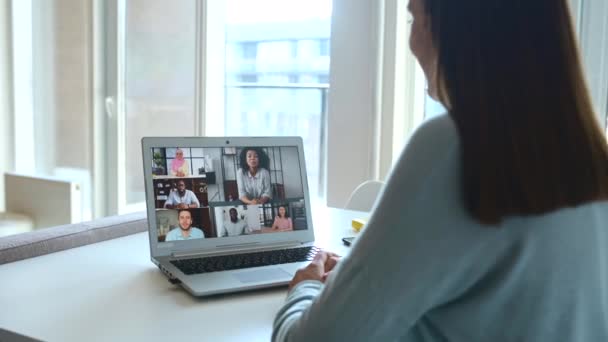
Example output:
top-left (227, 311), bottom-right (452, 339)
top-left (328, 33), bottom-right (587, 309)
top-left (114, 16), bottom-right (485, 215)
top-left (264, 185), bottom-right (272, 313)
top-left (12, 0), bottom-right (602, 221)
top-left (424, 95), bottom-right (446, 118)
top-left (241, 42), bottom-right (258, 60)
top-left (12, 0), bottom-right (94, 221)
top-left (223, 0), bottom-right (332, 198)
top-left (289, 40), bottom-right (299, 59)
top-left (106, 0), bottom-right (332, 214)
top-left (317, 75), bottom-right (328, 84)
top-left (319, 38), bottom-right (330, 57)
top-left (238, 74), bottom-right (259, 83)
top-left (122, 0), bottom-right (197, 208)
top-left (288, 74), bottom-right (299, 83)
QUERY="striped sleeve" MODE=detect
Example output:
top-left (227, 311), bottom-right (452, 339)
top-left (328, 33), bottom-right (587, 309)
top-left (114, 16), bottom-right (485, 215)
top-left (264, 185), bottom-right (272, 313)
top-left (272, 280), bottom-right (324, 342)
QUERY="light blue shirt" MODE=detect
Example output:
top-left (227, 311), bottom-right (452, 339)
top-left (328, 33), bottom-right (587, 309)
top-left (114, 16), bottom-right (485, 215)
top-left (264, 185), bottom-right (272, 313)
top-left (165, 227), bottom-right (205, 241)
top-left (272, 114), bottom-right (608, 341)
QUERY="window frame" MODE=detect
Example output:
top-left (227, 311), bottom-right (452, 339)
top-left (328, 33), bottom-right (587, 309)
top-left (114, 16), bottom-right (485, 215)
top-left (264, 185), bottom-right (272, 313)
top-left (325, 0), bottom-right (424, 208)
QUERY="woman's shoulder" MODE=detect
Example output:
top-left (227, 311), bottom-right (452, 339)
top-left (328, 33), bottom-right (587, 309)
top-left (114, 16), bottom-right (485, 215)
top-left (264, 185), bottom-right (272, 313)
top-left (413, 113), bottom-right (458, 143)
top-left (388, 113), bottom-right (460, 184)
top-left (402, 113), bottom-right (459, 158)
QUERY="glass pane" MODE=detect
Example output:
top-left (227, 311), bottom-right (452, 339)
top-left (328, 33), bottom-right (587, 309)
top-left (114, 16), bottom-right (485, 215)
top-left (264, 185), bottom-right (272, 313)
top-left (224, 0), bottom-right (332, 198)
top-left (424, 94), bottom-right (446, 118)
top-left (125, 0), bottom-right (197, 204)
top-left (15, 1), bottom-right (94, 223)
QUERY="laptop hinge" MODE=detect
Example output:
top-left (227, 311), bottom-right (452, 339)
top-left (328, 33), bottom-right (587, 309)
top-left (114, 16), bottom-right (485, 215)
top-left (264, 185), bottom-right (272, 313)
top-left (171, 241), bottom-right (304, 259)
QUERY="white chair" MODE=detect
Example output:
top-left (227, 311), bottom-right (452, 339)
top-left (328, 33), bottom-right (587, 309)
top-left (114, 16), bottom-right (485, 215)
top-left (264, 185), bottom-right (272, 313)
top-left (344, 180), bottom-right (385, 212)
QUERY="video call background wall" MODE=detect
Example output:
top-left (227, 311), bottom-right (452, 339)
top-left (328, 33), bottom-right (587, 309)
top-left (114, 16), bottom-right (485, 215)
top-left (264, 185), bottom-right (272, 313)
top-left (154, 147), bottom-right (222, 177)
top-left (275, 147), bottom-right (304, 198)
top-left (214, 205), bottom-right (262, 236)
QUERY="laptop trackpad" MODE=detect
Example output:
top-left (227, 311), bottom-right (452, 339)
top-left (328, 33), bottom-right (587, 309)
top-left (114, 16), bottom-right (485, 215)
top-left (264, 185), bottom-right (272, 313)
top-left (233, 267), bottom-right (291, 284)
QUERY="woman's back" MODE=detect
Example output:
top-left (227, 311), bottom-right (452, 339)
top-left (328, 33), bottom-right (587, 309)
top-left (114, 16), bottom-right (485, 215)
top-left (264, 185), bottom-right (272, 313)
top-left (413, 194), bottom-right (608, 340)
top-left (273, 115), bottom-right (608, 341)
top-left (400, 115), bottom-right (608, 341)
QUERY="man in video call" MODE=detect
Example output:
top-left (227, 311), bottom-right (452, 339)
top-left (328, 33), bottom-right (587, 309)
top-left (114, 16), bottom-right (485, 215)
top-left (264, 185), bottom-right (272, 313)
top-left (165, 209), bottom-right (205, 241)
top-left (164, 179), bottom-right (200, 209)
top-left (222, 208), bottom-right (251, 237)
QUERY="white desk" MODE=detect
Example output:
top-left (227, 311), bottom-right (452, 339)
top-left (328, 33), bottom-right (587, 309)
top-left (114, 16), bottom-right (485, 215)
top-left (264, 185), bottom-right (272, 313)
top-left (0, 207), bottom-right (365, 342)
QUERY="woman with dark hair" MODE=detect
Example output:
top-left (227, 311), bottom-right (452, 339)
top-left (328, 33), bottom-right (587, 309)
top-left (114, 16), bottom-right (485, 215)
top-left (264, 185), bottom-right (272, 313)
top-left (236, 147), bottom-right (272, 205)
top-left (271, 205), bottom-right (293, 230)
top-left (272, 0), bottom-right (608, 341)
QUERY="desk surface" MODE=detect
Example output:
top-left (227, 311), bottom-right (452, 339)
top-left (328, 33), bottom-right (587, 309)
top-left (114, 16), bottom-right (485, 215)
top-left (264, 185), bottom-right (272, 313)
top-left (0, 206), bottom-right (364, 342)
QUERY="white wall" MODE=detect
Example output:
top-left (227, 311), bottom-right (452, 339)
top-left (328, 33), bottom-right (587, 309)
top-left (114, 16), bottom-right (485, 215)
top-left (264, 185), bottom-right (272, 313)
top-left (326, 0), bottom-right (379, 208)
top-left (201, 147), bottom-right (222, 201)
top-left (243, 204), bottom-right (261, 229)
top-left (214, 206), bottom-right (225, 235)
top-left (280, 146), bottom-right (304, 198)
top-left (223, 151), bottom-right (238, 181)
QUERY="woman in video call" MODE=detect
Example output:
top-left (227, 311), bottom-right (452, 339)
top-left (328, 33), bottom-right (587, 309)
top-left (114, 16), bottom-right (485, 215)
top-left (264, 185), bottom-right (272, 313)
top-left (271, 205), bottom-right (292, 231)
top-left (236, 147), bottom-right (272, 205)
top-left (272, 0), bottom-right (608, 341)
top-left (170, 148), bottom-right (190, 177)
top-left (164, 209), bottom-right (204, 241)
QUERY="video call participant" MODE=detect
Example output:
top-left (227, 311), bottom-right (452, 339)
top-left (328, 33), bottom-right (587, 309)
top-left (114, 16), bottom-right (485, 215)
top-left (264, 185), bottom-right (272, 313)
top-left (164, 209), bottom-right (205, 241)
top-left (236, 147), bottom-right (272, 205)
top-left (271, 205), bottom-right (293, 230)
top-left (164, 179), bottom-right (200, 209)
top-left (170, 148), bottom-right (190, 177)
top-left (222, 208), bottom-right (251, 237)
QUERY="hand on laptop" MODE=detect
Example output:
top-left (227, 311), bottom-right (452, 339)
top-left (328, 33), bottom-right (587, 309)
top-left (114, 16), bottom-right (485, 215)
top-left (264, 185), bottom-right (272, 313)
top-left (289, 250), bottom-right (341, 291)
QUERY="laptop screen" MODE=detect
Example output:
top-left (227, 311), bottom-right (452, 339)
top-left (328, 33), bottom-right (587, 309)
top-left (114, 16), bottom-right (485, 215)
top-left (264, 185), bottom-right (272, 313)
top-left (149, 145), bottom-right (309, 243)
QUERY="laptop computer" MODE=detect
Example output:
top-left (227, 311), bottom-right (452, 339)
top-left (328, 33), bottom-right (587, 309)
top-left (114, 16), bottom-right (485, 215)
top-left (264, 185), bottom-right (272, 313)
top-left (142, 137), bottom-right (317, 296)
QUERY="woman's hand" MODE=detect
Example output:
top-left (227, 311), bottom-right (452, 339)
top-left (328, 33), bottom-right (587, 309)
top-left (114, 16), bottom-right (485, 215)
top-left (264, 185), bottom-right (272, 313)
top-left (289, 250), bottom-right (341, 290)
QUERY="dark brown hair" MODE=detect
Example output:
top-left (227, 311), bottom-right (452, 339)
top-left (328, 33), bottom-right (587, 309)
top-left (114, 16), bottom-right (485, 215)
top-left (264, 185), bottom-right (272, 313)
top-left (422, 0), bottom-right (608, 224)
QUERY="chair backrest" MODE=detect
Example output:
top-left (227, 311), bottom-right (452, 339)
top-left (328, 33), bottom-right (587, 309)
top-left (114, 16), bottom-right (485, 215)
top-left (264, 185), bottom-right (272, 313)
top-left (344, 180), bottom-right (385, 212)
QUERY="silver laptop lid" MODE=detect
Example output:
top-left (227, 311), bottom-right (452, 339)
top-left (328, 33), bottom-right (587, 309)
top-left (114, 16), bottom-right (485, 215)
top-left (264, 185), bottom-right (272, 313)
top-left (141, 137), bottom-right (315, 258)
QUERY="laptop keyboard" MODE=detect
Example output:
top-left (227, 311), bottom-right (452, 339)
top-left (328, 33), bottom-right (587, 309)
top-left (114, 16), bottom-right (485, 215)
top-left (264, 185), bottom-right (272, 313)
top-left (171, 246), bottom-right (320, 275)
